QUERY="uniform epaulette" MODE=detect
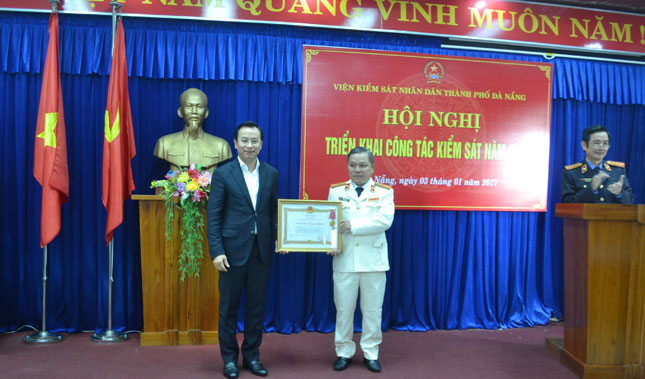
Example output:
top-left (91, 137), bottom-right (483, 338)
top-left (564, 162), bottom-right (582, 171)
top-left (606, 160), bottom-right (625, 168)
top-left (374, 182), bottom-right (392, 189)
top-left (330, 181), bottom-right (347, 188)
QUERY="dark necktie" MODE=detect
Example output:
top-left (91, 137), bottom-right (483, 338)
top-left (356, 186), bottom-right (363, 198)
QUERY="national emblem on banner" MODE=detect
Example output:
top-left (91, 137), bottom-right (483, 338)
top-left (424, 61), bottom-right (445, 84)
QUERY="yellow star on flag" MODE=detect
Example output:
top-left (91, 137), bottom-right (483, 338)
top-left (105, 106), bottom-right (121, 143)
top-left (37, 112), bottom-right (58, 148)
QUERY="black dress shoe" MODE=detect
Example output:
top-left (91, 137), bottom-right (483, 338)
top-left (223, 362), bottom-right (239, 379)
top-left (243, 360), bottom-right (268, 376)
top-left (333, 357), bottom-right (351, 371)
top-left (363, 358), bottom-right (381, 373)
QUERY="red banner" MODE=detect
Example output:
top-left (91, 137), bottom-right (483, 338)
top-left (3, 0), bottom-right (644, 55)
top-left (300, 46), bottom-right (552, 211)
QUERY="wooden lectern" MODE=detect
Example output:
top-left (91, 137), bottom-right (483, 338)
top-left (547, 203), bottom-right (644, 378)
top-left (132, 195), bottom-right (219, 346)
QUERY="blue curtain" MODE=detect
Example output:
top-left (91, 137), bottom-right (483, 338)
top-left (1, 11), bottom-right (643, 333)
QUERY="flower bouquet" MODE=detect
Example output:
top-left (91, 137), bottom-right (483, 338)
top-left (150, 163), bottom-right (211, 280)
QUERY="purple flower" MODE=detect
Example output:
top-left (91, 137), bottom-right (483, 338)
top-left (176, 182), bottom-right (186, 192)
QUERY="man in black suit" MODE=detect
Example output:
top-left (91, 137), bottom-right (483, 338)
top-left (207, 121), bottom-right (278, 379)
top-left (561, 124), bottom-right (633, 204)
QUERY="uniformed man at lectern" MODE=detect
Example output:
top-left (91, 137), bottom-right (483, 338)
top-left (561, 124), bottom-right (633, 204)
top-left (153, 88), bottom-right (232, 172)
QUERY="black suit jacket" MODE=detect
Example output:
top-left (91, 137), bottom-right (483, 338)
top-left (207, 159), bottom-right (278, 265)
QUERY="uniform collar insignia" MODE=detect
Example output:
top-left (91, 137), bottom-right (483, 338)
top-left (604, 162), bottom-right (611, 171)
top-left (581, 164), bottom-right (587, 174)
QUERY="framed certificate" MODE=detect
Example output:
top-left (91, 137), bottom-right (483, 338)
top-left (277, 199), bottom-right (342, 252)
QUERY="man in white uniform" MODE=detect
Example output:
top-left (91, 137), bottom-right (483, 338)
top-left (327, 147), bottom-right (395, 373)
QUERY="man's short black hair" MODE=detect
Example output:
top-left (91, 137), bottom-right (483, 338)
top-left (234, 121), bottom-right (264, 141)
top-left (347, 146), bottom-right (375, 165)
top-left (582, 124), bottom-right (610, 144)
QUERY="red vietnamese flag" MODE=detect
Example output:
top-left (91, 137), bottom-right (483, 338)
top-left (102, 18), bottom-right (136, 244)
top-left (34, 13), bottom-right (69, 248)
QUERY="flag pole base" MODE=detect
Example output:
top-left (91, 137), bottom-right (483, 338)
top-left (91, 330), bottom-right (128, 343)
top-left (24, 331), bottom-right (64, 344)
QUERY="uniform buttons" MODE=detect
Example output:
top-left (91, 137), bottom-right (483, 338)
top-left (583, 185), bottom-right (587, 188)
top-left (600, 185), bottom-right (604, 189)
top-left (600, 197), bottom-right (605, 202)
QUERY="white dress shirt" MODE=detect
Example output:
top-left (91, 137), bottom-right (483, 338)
top-left (238, 157), bottom-right (260, 235)
top-left (238, 156), bottom-right (260, 209)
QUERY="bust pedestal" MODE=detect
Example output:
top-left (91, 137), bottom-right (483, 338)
top-left (132, 194), bottom-right (219, 346)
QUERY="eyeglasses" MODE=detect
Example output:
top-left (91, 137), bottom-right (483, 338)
top-left (591, 141), bottom-right (610, 148)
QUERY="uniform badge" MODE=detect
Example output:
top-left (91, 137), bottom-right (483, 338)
top-left (581, 164), bottom-right (587, 174)
top-left (375, 182), bottom-right (393, 189)
top-left (564, 162), bottom-right (582, 171)
top-left (604, 163), bottom-right (611, 172)
top-left (330, 181), bottom-right (347, 189)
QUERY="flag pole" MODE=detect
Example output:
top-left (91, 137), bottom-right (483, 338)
top-left (91, 0), bottom-right (127, 344)
top-left (91, 239), bottom-right (126, 342)
top-left (24, 0), bottom-right (65, 347)
top-left (24, 245), bottom-right (65, 344)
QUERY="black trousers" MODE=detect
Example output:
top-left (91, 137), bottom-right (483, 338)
top-left (218, 236), bottom-right (271, 363)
